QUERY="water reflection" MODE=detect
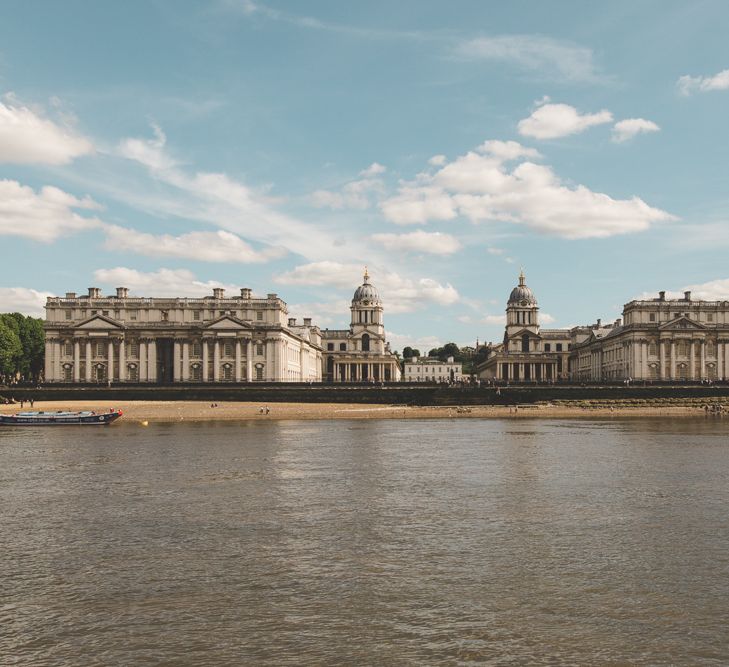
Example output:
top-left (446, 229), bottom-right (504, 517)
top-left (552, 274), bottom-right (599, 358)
top-left (1, 418), bottom-right (728, 665)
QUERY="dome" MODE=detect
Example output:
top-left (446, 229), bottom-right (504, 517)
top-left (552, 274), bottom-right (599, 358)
top-left (353, 268), bottom-right (381, 303)
top-left (508, 271), bottom-right (537, 305)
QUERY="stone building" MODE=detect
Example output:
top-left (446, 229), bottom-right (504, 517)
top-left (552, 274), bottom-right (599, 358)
top-left (570, 290), bottom-right (729, 381)
top-left (476, 271), bottom-right (571, 382)
top-left (43, 286), bottom-right (322, 383)
top-left (320, 270), bottom-right (401, 383)
top-left (403, 356), bottom-right (462, 383)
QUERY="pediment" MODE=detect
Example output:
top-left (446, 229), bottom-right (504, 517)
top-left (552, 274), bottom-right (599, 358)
top-left (507, 328), bottom-right (542, 340)
top-left (658, 316), bottom-right (707, 331)
top-left (76, 315), bottom-right (123, 330)
top-left (204, 315), bottom-right (252, 330)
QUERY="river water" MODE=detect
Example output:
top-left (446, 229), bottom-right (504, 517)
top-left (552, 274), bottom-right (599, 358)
top-left (1, 418), bottom-right (728, 666)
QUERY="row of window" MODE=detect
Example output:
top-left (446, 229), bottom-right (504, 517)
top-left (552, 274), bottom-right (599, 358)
top-left (60, 340), bottom-right (268, 358)
top-left (64, 309), bottom-right (266, 321)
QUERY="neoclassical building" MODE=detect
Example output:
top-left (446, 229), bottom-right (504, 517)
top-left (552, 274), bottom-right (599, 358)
top-left (43, 286), bottom-right (322, 383)
top-left (403, 356), bottom-right (463, 383)
top-left (570, 290), bottom-right (729, 381)
top-left (476, 272), bottom-right (571, 382)
top-left (320, 270), bottom-right (401, 383)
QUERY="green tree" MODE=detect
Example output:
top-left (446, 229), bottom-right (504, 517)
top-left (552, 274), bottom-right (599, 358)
top-left (0, 314), bottom-right (45, 382)
top-left (0, 319), bottom-right (22, 382)
top-left (402, 346), bottom-right (421, 359)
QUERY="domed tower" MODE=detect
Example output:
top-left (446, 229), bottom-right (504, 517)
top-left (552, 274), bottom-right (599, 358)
top-left (505, 270), bottom-right (539, 338)
top-left (350, 268), bottom-right (385, 353)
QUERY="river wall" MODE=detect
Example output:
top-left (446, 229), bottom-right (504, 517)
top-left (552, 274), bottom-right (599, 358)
top-left (4, 383), bottom-right (729, 405)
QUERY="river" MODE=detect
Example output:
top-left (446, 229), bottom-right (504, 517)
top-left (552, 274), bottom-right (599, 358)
top-left (2, 418), bottom-right (728, 665)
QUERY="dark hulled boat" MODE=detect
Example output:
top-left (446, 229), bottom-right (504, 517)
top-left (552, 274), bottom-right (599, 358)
top-left (0, 410), bottom-right (123, 426)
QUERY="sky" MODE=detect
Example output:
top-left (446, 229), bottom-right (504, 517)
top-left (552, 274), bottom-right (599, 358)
top-left (1, 0), bottom-right (728, 352)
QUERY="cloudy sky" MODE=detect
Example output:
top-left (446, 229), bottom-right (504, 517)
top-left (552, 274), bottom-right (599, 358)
top-left (1, 0), bottom-right (728, 351)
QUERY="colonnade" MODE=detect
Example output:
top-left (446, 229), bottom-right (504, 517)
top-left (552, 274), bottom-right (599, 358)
top-left (630, 337), bottom-right (728, 380)
top-left (496, 360), bottom-right (556, 382)
top-left (334, 360), bottom-right (394, 382)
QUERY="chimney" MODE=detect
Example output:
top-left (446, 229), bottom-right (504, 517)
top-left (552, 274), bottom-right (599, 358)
top-left (659, 291), bottom-right (666, 301)
top-left (88, 287), bottom-right (100, 298)
top-left (65, 292), bottom-right (76, 299)
top-left (303, 317), bottom-right (312, 327)
top-left (288, 317), bottom-right (296, 326)
top-left (615, 318), bottom-right (622, 327)
top-left (116, 287), bottom-right (128, 299)
top-left (240, 288), bottom-right (252, 299)
top-left (684, 290), bottom-right (691, 301)
top-left (596, 318), bottom-right (602, 327)
top-left (267, 293), bottom-right (278, 300)
top-left (213, 288), bottom-right (224, 299)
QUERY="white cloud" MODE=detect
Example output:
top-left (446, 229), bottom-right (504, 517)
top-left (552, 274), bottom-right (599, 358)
top-left (379, 139), bottom-right (675, 239)
top-left (0, 287), bottom-right (53, 317)
top-left (681, 278), bottom-right (729, 301)
top-left (487, 247), bottom-right (505, 255)
top-left (308, 165), bottom-right (386, 211)
top-left (0, 179), bottom-right (102, 242)
top-left (385, 332), bottom-right (443, 355)
top-left (379, 184), bottom-right (457, 225)
top-left (371, 230), bottom-right (461, 255)
top-left (517, 103), bottom-right (613, 139)
top-left (274, 262), bottom-right (460, 313)
top-left (360, 162), bottom-right (386, 177)
top-left (428, 154), bottom-right (447, 166)
top-left (482, 314), bottom-right (506, 325)
top-left (102, 225), bottom-right (285, 263)
top-left (540, 313), bottom-right (556, 324)
top-left (677, 68), bottom-right (729, 95)
top-left (454, 35), bottom-right (600, 83)
top-left (0, 96), bottom-right (94, 165)
top-left (612, 118), bottom-right (660, 143)
top-left (116, 125), bottom-right (334, 260)
top-left (92, 267), bottom-right (239, 298)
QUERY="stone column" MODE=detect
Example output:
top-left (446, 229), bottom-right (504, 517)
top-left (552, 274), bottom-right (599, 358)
top-left (267, 339), bottom-right (275, 381)
top-left (107, 339), bottom-right (114, 382)
top-left (689, 340), bottom-right (695, 380)
top-left (723, 342), bottom-right (729, 380)
top-left (118, 339), bottom-right (126, 382)
top-left (140, 340), bottom-right (148, 382)
top-left (246, 339), bottom-right (253, 382)
top-left (235, 339), bottom-right (242, 382)
top-left (85, 340), bottom-right (92, 382)
top-left (148, 340), bottom-right (157, 382)
top-left (73, 340), bottom-right (81, 382)
top-left (700, 339), bottom-right (706, 380)
top-left (202, 340), bottom-right (209, 382)
top-left (44, 339), bottom-right (54, 382)
top-left (213, 339), bottom-right (221, 382)
top-left (659, 340), bottom-right (666, 379)
top-left (717, 342), bottom-right (723, 381)
top-left (173, 340), bottom-right (181, 383)
top-left (182, 342), bottom-right (190, 382)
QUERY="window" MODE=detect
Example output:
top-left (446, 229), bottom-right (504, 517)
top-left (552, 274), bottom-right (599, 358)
top-left (255, 365), bottom-right (264, 380)
top-left (649, 341), bottom-right (658, 356)
top-left (191, 341), bottom-right (201, 357)
top-left (707, 313), bottom-right (714, 322)
top-left (62, 364), bottom-right (73, 382)
top-left (190, 363), bottom-right (201, 381)
top-left (256, 311), bottom-right (263, 321)
top-left (362, 333), bottom-right (370, 352)
top-left (340, 343), bottom-right (346, 351)
top-left (522, 334), bottom-right (529, 352)
top-left (102, 310), bottom-right (109, 316)
top-left (127, 364), bottom-right (139, 382)
top-left (128, 341), bottom-right (139, 358)
top-left (256, 343), bottom-right (264, 356)
top-left (222, 363), bottom-right (233, 381)
top-left (220, 311), bottom-right (226, 317)
top-left (327, 343), bottom-right (334, 351)
top-left (65, 310), bottom-right (72, 320)
top-left (95, 341), bottom-right (107, 357)
top-left (544, 343), bottom-right (551, 352)
top-left (556, 343), bottom-right (563, 352)
top-left (91, 310), bottom-right (97, 315)
top-left (649, 313), bottom-right (656, 322)
top-left (193, 310), bottom-right (201, 321)
top-left (63, 341), bottom-right (73, 356)
top-left (129, 310), bottom-right (138, 321)
top-left (224, 341), bottom-right (234, 357)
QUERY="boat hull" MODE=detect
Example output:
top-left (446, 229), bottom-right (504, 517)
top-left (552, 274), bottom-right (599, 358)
top-left (0, 410), bottom-right (123, 426)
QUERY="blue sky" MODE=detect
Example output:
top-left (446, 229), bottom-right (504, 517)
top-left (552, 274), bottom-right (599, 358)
top-left (1, 0), bottom-right (728, 352)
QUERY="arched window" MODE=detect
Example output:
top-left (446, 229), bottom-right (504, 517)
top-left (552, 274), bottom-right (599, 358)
top-left (362, 334), bottom-right (370, 352)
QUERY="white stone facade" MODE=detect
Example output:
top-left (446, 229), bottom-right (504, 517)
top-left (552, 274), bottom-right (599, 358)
top-left (320, 271), bottom-right (401, 383)
top-left (403, 356), bottom-right (462, 382)
top-left (570, 291), bottom-right (729, 381)
top-left (44, 287), bottom-right (322, 383)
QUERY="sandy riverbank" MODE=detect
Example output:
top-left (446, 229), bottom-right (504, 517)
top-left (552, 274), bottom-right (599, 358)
top-left (0, 400), bottom-right (720, 422)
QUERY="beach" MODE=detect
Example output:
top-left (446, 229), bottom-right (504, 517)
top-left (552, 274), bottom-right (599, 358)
top-left (0, 400), bottom-right (722, 422)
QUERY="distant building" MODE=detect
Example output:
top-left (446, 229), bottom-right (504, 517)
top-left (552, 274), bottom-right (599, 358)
top-left (476, 271), bottom-right (571, 382)
top-left (320, 270), bottom-right (401, 382)
top-left (403, 356), bottom-right (462, 383)
top-left (43, 287), bottom-right (322, 383)
top-left (570, 290), bottom-right (729, 381)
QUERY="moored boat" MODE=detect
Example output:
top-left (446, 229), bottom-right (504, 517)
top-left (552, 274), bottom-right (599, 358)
top-left (0, 410), bottom-right (123, 426)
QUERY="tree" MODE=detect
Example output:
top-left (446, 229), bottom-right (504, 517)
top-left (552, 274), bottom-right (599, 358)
top-left (402, 346), bottom-right (421, 359)
top-left (0, 319), bottom-right (22, 383)
top-left (0, 313), bottom-right (45, 383)
top-left (440, 342), bottom-right (460, 360)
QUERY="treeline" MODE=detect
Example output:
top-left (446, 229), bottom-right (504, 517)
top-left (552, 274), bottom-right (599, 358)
top-left (0, 314), bottom-right (45, 384)
top-left (401, 342), bottom-right (491, 375)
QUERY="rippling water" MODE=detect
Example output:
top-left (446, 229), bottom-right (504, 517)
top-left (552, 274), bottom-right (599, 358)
top-left (2, 418), bottom-right (729, 665)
